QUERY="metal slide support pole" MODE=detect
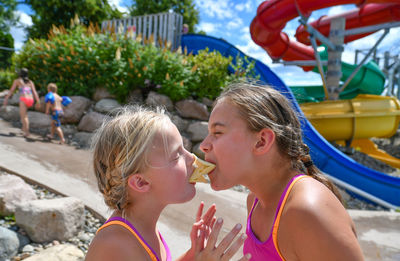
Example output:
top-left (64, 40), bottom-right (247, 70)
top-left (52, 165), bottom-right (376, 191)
top-left (326, 17), bottom-right (345, 100)
top-left (310, 34), bottom-right (329, 100)
top-left (339, 29), bottom-right (389, 93)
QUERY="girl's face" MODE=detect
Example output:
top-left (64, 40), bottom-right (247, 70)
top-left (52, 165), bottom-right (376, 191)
top-left (200, 99), bottom-right (256, 190)
top-left (145, 120), bottom-right (196, 204)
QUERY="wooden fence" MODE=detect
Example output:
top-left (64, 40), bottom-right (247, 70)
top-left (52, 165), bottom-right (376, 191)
top-left (101, 12), bottom-right (183, 50)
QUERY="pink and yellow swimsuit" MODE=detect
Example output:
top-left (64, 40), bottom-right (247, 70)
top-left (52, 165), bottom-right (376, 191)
top-left (97, 216), bottom-right (171, 261)
top-left (19, 86), bottom-right (34, 108)
top-left (243, 174), bottom-right (309, 261)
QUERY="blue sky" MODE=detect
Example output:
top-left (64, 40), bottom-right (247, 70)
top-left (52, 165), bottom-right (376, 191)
top-left (10, 0), bottom-right (400, 86)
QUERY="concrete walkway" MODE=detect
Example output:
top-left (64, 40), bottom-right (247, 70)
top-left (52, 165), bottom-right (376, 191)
top-left (0, 118), bottom-right (399, 260)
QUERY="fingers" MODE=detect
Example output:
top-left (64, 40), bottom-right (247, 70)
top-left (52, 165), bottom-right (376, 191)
top-left (196, 201), bottom-right (205, 222)
top-left (190, 220), bottom-right (205, 253)
top-left (216, 223), bottom-right (242, 257)
top-left (202, 204), bottom-right (216, 225)
top-left (221, 233), bottom-right (247, 260)
top-left (205, 217), bottom-right (224, 251)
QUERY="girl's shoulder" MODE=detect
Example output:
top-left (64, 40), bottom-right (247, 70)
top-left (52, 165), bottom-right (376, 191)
top-left (86, 225), bottom-right (150, 260)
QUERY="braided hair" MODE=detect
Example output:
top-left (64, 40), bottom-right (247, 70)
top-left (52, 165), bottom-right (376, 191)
top-left (217, 82), bottom-right (342, 202)
top-left (91, 105), bottom-right (170, 211)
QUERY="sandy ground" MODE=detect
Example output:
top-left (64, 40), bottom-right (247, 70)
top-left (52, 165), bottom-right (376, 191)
top-left (0, 118), bottom-right (399, 260)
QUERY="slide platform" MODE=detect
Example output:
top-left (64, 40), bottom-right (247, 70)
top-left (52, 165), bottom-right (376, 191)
top-left (181, 34), bottom-right (400, 208)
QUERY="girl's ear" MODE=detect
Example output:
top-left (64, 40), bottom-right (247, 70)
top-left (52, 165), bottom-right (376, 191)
top-left (254, 128), bottom-right (275, 155)
top-left (127, 174), bottom-right (150, 193)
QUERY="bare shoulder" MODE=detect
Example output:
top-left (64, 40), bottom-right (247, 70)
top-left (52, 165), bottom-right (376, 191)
top-left (85, 225), bottom-right (150, 261)
top-left (280, 177), bottom-right (364, 260)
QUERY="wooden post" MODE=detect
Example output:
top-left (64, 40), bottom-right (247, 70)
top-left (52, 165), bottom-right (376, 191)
top-left (326, 17), bottom-right (345, 100)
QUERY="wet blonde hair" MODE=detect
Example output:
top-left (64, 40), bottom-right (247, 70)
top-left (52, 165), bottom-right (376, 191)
top-left (217, 82), bottom-right (342, 202)
top-left (91, 105), bottom-right (170, 210)
top-left (47, 83), bottom-right (57, 93)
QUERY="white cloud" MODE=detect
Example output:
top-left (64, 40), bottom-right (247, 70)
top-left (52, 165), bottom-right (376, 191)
top-left (226, 17), bottom-right (243, 30)
top-left (195, 0), bottom-right (235, 19)
top-left (197, 22), bottom-right (218, 33)
top-left (107, 0), bottom-right (129, 14)
top-left (235, 0), bottom-right (252, 13)
top-left (10, 11), bottom-right (32, 51)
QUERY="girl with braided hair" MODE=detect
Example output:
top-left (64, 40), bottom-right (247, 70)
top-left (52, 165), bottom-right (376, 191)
top-left (86, 105), bottom-right (250, 261)
top-left (200, 82), bottom-right (364, 260)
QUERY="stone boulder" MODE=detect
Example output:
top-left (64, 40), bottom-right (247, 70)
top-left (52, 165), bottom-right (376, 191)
top-left (0, 227), bottom-right (20, 260)
top-left (187, 121), bottom-right (209, 142)
top-left (23, 244), bottom-right (84, 261)
top-left (175, 99), bottom-right (209, 120)
top-left (94, 98), bottom-right (121, 115)
top-left (145, 91), bottom-right (174, 111)
top-left (27, 111), bottom-right (52, 130)
top-left (77, 111), bottom-right (111, 133)
top-left (0, 174), bottom-right (37, 216)
top-left (62, 96), bottom-right (92, 124)
top-left (15, 197), bottom-right (85, 243)
top-left (0, 105), bottom-right (20, 122)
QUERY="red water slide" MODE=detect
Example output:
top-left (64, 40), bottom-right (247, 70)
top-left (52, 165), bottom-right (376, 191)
top-left (250, 0), bottom-right (400, 71)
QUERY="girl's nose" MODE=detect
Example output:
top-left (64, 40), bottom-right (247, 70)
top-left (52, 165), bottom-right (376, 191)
top-left (199, 136), bottom-right (211, 153)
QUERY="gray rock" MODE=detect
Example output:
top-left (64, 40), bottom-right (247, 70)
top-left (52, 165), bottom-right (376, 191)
top-left (23, 244), bottom-right (84, 261)
top-left (72, 132), bottom-right (94, 149)
top-left (0, 106), bottom-right (20, 122)
top-left (187, 121), bottom-right (209, 142)
top-left (27, 111), bottom-right (52, 130)
top-left (0, 174), bottom-right (37, 216)
top-left (175, 99), bottom-right (209, 120)
top-left (145, 91), bottom-right (174, 111)
top-left (62, 96), bottom-right (92, 124)
top-left (0, 227), bottom-right (19, 260)
top-left (15, 197), bottom-right (85, 243)
top-left (94, 98), bottom-right (121, 115)
top-left (77, 112), bottom-right (111, 133)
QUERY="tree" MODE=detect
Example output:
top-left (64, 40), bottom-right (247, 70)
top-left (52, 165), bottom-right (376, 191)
top-left (129, 0), bottom-right (199, 33)
top-left (25, 0), bottom-right (123, 39)
top-left (0, 0), bottom-right (18, 32)
top-left (0, 31), bottom-right (14, 69)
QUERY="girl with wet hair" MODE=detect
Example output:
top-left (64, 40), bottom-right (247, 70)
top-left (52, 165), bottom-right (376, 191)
top-left (200, 82), bottom-right (364, 260)
top-left (2, 68), bottom-right (40, 137)
top-left (86, 105), bottom-right (250, 261)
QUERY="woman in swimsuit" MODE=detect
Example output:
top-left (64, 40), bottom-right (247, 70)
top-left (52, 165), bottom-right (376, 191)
top-left (86, 105), bottom-right (251, 261)
top-left (200, 82), bottom-right (364, 260)
top-left (2, 68), bottom-right (40, 137)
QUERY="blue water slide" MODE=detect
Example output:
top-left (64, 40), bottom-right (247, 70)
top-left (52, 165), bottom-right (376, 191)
top-left (181, 34), bottom-right (400, 208)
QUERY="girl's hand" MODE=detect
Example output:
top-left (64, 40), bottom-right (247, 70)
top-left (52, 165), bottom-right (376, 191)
top-left (193, 217), bottom-right (250, 261)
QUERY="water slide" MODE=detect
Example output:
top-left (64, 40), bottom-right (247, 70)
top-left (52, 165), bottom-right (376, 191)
top-left (181, 34), bottom-right (400, 209)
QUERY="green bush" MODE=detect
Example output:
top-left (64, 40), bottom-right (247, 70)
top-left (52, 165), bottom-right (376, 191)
top-left (0, 69), bottom-right (16, 91)
top-left (14, 23), bottom-right (256, 102)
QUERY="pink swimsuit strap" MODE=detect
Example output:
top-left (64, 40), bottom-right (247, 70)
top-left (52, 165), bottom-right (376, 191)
top-left (245, 174), bottom-right (310, 260)
top-left (97, 216), bottom-right (171, 261)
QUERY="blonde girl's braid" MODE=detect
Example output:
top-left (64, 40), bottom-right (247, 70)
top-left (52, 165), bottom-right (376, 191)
top-left (91, 105), bottom-right (169, 211)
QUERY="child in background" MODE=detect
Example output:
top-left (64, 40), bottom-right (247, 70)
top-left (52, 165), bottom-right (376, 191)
top-left (85, 105), bottom-right (250, 261)
top-left (200, 82), bottom-right (364, 261)
top-left (45, 83), bottom-right (65, 144)
top-left (2, 68), bottom-right (40, 137)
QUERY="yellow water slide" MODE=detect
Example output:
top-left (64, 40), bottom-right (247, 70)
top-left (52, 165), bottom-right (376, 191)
top-left (301, 94), bottom-right (400, 168)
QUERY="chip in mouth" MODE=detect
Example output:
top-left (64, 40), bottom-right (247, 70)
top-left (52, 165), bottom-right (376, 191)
top-left (189, 154), bottom-right (216, 183)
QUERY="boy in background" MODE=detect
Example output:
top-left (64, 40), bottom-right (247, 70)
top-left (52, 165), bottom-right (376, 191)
top-left (45, 83), bottom-right (65, 144)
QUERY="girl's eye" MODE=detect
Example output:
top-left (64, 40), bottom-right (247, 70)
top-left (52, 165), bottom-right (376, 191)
top-left (213, 131), bottom-right (222, 136)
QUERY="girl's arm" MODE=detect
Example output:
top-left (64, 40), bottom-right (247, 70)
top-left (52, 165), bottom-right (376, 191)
top-left (30, 81), bottom-right (40, 104)
top-left (282, 179), bottom-right (364, 261)
top-left (2, 79), bottom-right (18, 107)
